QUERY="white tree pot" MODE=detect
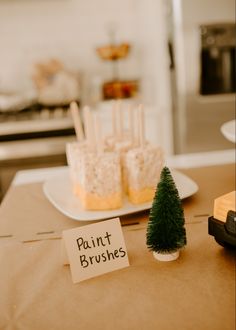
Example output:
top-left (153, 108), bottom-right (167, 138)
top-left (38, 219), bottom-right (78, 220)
top-left (153, 250), bottom-right (179, 261)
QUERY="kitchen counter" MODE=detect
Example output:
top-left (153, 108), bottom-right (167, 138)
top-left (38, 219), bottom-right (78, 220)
top-left (0, 163), bottom-right (235, 329)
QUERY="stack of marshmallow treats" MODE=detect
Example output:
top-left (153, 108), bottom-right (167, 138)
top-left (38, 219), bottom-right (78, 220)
top-left (66, 101), bottom-right (164, 210)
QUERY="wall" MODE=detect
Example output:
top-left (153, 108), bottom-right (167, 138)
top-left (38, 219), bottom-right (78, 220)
top-left (0, 0), bottom-right (140, 93)
top-left (0, 0), bottom-right (173, 153)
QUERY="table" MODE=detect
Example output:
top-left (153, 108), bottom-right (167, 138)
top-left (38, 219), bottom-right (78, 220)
top-left (0, 164), bottom-right (235, 330)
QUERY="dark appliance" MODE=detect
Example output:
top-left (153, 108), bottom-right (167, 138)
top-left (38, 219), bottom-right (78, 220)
top-left (200, 23), bottom-right (236, 95)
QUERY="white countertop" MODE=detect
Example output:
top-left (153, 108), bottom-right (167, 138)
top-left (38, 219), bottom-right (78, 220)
top-left (0, 136), bottom-right (76, 161)
top-left (12, 148), bottom-right (235, 186)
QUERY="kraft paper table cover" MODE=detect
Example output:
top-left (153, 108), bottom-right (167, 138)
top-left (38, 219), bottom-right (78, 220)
top-left (0, 222), bottom-right (235, 330)
top-left (0, 164), bottom-right (235, 330)
top-left (0, 164), bottom-right (234, 242)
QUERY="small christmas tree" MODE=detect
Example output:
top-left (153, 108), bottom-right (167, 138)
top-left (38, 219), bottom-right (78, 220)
top-left (146, 166), bottom-right (186, 259)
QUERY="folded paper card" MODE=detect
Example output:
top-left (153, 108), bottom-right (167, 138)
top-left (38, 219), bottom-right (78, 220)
top-left (62, 217), bottom-right (129, 283)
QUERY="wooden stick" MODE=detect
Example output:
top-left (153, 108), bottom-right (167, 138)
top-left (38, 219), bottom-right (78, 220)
top-left (94, 113), bottom-right (103, 154)
top-left (83, 106), bottom-right (95, 151)
top-left (116, 100), bottom-right (123, 140)
top-left (89, 110), bottom-right (96, 152)
top-left (133, 105), bottom-right (139, 146)
top-left (120, 102), bottom-right (124, 140)
top-left (70, 101), bottom-right (84, 141)
top-left (112, 101), bottom-right (117, 138)
top-left (83, 106), bottom-right (90, 142)
top-left (128, 104), bottom-right (135, 144)
top-left (138, 104), bottom-right (145, 147)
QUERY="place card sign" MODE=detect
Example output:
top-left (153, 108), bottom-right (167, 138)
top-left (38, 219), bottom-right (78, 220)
top-left (62, 218), bottom-right (129, 283)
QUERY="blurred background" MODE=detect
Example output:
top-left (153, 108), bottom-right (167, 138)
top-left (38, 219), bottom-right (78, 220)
top-left (0, 0), bottom-right (235, 200)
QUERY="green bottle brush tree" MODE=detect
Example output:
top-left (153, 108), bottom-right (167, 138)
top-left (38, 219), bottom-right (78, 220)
top-left (146, 166), bottom-right (187, 261)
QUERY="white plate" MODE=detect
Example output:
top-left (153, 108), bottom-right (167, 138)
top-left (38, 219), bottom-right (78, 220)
top-left (43, 169), bottom-right (198, 221)
top-left (221, 120), bottom-right (235, 143)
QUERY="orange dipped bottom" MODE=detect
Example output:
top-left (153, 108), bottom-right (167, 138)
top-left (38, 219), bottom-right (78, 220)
top-left (75, 185), bottom-right (122, 210)
top-left (128, 187), bottom-right (155, 204)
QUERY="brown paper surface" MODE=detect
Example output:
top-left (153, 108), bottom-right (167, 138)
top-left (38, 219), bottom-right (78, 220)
top-left (0, 164), bottom-right (235, 329)
top-left (0, 222), bottom-right (235, 330)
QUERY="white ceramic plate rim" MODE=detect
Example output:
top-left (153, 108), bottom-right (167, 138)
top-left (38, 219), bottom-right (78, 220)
top-left (221, 120), bottom-right (235, 143)
top-left (43, 168), bottom-right (198, 221)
